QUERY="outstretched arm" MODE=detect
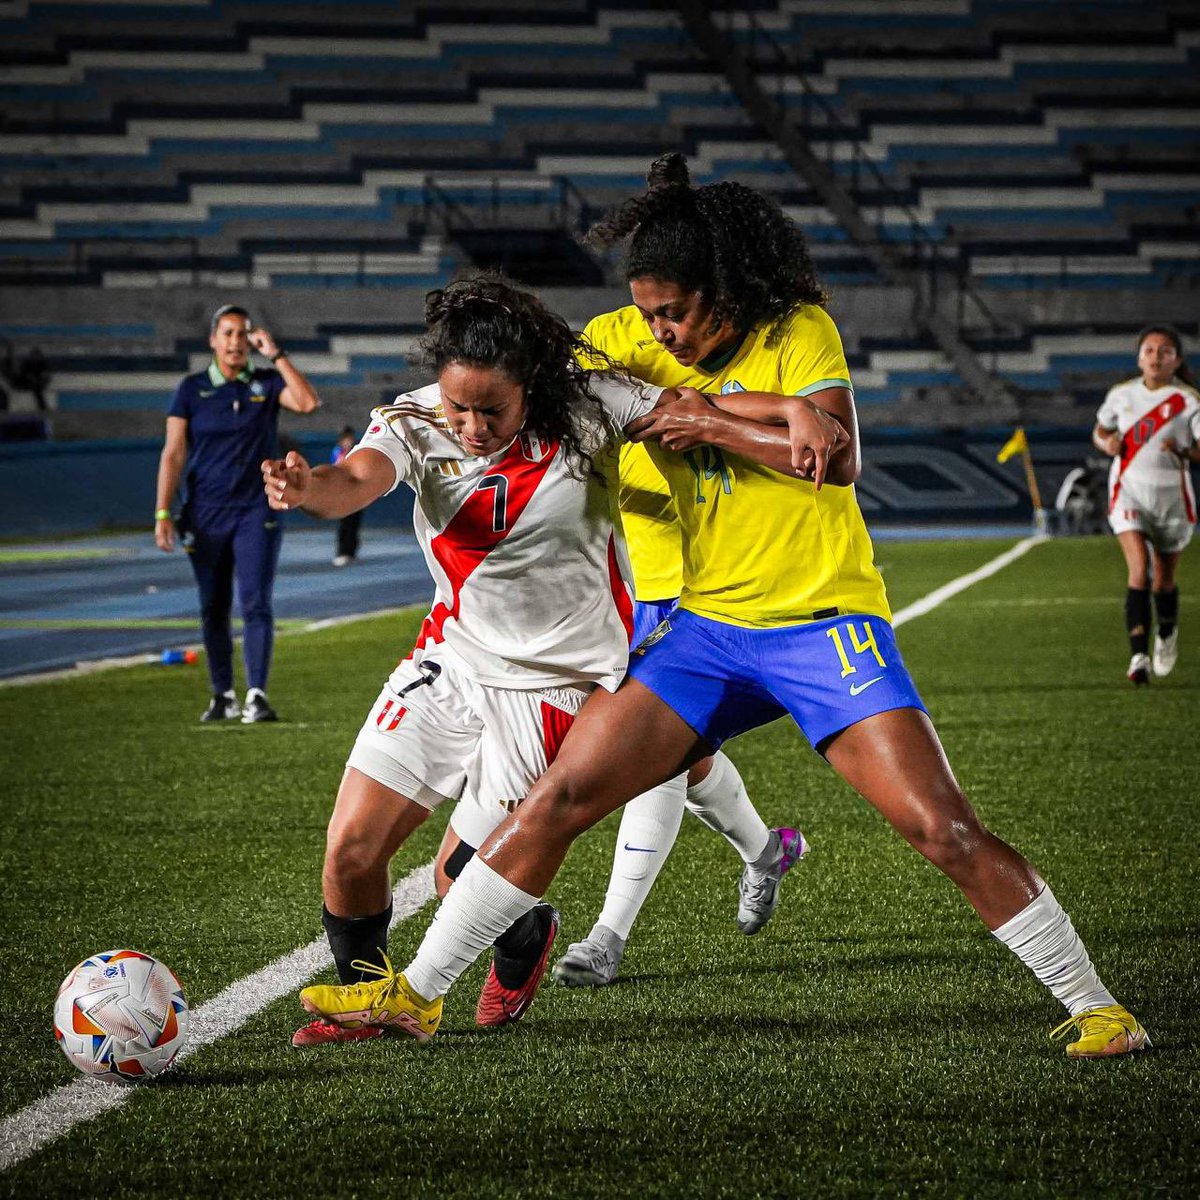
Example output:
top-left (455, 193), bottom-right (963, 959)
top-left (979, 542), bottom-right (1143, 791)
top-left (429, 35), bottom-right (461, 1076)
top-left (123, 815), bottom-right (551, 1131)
top-left (262, 445), bottom-right (395, 518)
top-left (626, 386), bottom-right (852, 489)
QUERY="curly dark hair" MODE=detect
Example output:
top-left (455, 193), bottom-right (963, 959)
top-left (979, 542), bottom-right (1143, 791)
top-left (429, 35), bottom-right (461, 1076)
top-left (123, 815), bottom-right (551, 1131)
top-left (587, 152), bottom-right (828, 345)
top-left (1136, 324), bottom-right (1196, 388)
top-left (418, 273), bottom-right (623, 477)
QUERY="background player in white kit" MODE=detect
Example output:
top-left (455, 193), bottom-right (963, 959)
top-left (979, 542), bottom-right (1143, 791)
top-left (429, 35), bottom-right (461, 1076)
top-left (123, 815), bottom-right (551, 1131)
top-left (1093, 325), bottom-right (1200, 684)
top-left (261, 275), bottom-right (847, 1045)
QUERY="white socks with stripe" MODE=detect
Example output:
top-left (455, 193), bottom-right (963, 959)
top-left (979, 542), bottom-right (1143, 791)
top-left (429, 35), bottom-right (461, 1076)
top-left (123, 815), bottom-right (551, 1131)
top-left (595, 775), bottom-right (687, 939)
top-left (684, 751), bottom-right (771, 863)
top-left (404, 858), bottom-right (538, 1000)
top-left (991, 885), bottom-right (1118, 1015)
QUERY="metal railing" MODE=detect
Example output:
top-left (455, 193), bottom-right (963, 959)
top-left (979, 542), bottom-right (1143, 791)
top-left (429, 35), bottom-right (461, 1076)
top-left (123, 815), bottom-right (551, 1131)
top-left (421, 174), bottom-right (595, 236)
top-left (712, 6), bottom-right (1015, 342)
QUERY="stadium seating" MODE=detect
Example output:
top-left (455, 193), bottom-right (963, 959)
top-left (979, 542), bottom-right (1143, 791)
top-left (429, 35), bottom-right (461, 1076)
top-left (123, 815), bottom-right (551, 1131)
top-left (0, 0), bottom-right (1194, 429)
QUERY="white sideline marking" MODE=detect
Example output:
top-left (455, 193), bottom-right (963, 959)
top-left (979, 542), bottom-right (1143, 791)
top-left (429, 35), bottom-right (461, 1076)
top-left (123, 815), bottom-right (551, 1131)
top-left (1, 535), bottom-right (1048, 1170)
top-left (890, 535), bottom-right (1047, 628)
top-left (0, 865), bottom-right (435, 1173)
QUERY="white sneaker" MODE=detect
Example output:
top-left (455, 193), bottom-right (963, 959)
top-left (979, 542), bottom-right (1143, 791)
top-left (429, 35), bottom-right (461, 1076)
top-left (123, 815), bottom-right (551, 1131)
top-left (551, 927), bottom-right (624, 987)
top-left (1127, 653), bottom-right (1151, 686)
top-left (332, 555), bottom-right (354, 567)
top-left (1152, 630), bottom-right (1178, 677)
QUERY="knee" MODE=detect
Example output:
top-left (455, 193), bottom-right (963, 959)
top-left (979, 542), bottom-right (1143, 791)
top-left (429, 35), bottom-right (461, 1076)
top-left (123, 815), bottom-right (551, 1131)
top-left (904, 796), bottom-right (987, 872)
top-left (522, 773), bottom-right (599, 841)
top-left (324, 820), bottom-right (386, 886)
top-left (200, 596), bottom-right (230, 625)
top-left (240, 596), bottom-right (273, 624)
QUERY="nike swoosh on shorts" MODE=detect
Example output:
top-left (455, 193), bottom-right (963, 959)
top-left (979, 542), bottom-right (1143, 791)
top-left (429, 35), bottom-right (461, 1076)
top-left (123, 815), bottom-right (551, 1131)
top-left (848, 676), bottom-right (885, 696)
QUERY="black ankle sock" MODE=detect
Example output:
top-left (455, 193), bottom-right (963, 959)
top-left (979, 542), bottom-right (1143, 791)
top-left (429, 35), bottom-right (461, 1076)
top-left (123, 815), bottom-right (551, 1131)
top-left (1125, 587), bottom-right (1151, 655)
top-left (492, 905), bottom-right (552, 989)
top-left (322, 903), bottom-right (392, 984)
top-left (1153, 587), bottom-right (1179, 639)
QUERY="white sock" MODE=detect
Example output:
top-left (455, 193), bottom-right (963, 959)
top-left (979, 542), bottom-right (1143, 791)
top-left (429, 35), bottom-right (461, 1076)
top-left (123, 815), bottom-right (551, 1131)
top-left (404, 858), bottom-right (538, 1000)
top-left (595, 775), bottom-right (687, 940)
top-left (684, 751), bottom-right (770, 863)
top-left (991, 885), bottom-right (1118, 1016)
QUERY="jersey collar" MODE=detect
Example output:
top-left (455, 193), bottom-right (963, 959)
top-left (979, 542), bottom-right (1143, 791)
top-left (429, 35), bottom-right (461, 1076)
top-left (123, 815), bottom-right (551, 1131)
top-left (696, 331), bottom-right (748, 375)
top-left (207, 359), bottom-right (253, 387)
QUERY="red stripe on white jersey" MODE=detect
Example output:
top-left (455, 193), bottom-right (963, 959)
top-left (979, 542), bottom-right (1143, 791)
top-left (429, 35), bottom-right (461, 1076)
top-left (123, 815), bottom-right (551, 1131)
top-left (540, 701), bottom-right (576, 766)
top-left (607, 535), bottom-right (634, 643)
top-left (376, 699), bottom-right (394, 728)
top-left (1183, 472), bottom-right (1197, 524)
top-left (1110, 391), bottom-right (1188, 512)
top-left (386, 706), bottom-right (407, 732)
top-left (411, 436), bottom-right (562, 654)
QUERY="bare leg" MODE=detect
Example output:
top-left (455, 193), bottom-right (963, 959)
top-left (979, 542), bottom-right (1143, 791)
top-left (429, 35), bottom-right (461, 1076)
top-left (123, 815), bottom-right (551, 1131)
top-left (823, 708), bottom-right (1041, 929)
top-left (478, 679), bottom-right (705, 894)
top-left (323, 767), bottom-right (431, 917)
top-left (1116, 530), bottom-right (1151, 588)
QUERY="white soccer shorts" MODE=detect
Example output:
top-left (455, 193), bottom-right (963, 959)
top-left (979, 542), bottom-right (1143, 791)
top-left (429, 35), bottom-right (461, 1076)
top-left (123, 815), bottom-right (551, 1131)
top-left (346, 646), bottom-right (591, 847)
top-left (1108, 490), bottom-right (1194, 554)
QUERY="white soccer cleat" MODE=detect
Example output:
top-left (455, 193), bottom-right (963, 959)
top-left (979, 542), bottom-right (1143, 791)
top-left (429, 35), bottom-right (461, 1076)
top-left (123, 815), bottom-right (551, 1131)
top-left (1126, 653), bottom-right (1151, 686)
top-left (1152, 630), bottom-right (1178, 677)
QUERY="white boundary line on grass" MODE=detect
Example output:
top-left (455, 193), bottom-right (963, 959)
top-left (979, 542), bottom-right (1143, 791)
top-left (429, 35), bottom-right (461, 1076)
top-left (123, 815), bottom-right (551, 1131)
top-left (0, 866), bottom-right (436, 1173)
top-left (890, 535), bottom-right (1047, 629)
top-left (0, 534), bottom-right (1048, 1172)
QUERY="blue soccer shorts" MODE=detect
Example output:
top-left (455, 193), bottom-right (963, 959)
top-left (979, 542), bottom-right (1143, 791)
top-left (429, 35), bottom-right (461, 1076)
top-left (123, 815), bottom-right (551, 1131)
top-left (627, 608), bottom-right (926, 752)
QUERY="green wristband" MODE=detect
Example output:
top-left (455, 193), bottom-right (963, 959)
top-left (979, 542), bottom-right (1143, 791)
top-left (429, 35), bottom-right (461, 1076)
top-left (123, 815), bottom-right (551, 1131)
top-left (155, 509), bottom-right (171, 521)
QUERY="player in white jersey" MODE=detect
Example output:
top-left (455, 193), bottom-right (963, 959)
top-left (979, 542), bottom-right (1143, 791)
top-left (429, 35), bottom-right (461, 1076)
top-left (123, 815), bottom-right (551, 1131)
top-left (260, 275), bottom-right (847, 1046)
top-left (1093, 326), bottom-right (1200, 683)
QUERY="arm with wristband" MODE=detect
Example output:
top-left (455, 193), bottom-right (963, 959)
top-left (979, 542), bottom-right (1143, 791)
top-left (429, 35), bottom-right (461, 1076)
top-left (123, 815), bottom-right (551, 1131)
top-left (153, 415), bottom-right (188, 552)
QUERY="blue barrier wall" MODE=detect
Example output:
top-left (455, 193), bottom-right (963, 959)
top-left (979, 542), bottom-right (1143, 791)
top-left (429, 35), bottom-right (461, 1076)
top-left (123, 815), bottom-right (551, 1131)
top-left (0, 436), bottom-right (415, 537)
top-left (0, 428), bottom-right (1133, 539)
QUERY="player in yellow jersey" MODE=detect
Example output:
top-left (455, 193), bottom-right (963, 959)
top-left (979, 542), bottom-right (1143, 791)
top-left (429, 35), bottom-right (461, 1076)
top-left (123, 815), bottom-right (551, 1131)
top-left (305, 157), bottom-right (1148, 1059)
top-left (551, 256), bottom-right (830, 983)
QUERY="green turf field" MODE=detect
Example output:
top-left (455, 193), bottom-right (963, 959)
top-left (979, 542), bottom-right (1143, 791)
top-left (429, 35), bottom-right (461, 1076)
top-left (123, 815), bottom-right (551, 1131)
top-left (1, 536), bottom-right (1197, 1198)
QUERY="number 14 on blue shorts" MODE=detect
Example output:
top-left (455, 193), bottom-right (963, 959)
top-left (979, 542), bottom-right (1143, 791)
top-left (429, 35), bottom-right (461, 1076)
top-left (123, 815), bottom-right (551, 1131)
top-left (627, 610), bottom-right (928, 752)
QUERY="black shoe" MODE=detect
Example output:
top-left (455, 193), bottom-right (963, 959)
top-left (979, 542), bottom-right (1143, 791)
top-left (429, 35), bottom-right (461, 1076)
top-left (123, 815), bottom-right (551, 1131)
top-left (241, 690), bottom-right (278, 724)
top-left (201, 693), bottom-right (241, 723)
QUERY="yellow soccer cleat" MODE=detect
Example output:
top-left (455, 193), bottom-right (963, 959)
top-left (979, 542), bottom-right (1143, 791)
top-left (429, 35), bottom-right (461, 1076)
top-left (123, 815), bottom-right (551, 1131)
top-left (1050, 1004), bottom-right (1150, 1058)
top-left (299, 954), bottom-right (442, 1043)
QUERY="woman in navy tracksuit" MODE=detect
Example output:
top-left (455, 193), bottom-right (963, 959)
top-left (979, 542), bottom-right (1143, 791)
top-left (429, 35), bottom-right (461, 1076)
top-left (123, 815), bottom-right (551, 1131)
top-left (154, 305), bottom-right (321, 722)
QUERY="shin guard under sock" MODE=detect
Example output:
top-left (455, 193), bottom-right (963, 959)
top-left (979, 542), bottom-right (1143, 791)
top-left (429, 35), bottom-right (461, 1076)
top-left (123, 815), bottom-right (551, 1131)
top-left (322, 903), bottom-right (392, 984)
top-left (1153, 587), bottom-right (1179, 639)
top-left (1125, 587), bottom-right (1150, 655)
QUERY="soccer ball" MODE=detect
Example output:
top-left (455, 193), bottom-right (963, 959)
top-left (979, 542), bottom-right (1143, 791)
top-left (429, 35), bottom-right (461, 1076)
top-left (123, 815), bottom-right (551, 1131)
top-left (53, 950), bottom-right (188, 1082)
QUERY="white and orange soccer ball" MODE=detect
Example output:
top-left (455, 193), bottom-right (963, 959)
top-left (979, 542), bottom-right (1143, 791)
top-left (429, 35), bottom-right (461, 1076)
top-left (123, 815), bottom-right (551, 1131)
top-left (53, 950), bottom-right (188, 1082)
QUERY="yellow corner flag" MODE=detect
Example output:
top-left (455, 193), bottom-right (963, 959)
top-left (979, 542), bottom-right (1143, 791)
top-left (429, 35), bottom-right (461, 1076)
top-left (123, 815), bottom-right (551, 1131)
top-left (997, 427), bottom-right (1028, 464)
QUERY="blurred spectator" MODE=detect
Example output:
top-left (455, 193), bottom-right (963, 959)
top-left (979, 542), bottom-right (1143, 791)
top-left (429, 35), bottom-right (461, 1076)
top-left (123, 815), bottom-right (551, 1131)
top-left (10, 346), bottom-right (51, 412)
top-left (330, 425), bottom-right (362, 566)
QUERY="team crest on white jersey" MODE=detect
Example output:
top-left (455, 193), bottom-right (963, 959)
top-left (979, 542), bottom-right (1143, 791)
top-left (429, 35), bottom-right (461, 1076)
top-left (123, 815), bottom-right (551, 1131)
top-left (520, 431), bottom-right (553, 462)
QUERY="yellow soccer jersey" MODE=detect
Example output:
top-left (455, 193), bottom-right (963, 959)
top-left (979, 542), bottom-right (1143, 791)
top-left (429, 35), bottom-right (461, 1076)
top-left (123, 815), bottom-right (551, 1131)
top-left (583, 305), bottom-right (890, 628)
top-left (615, 443), bottom-right (682, 602)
